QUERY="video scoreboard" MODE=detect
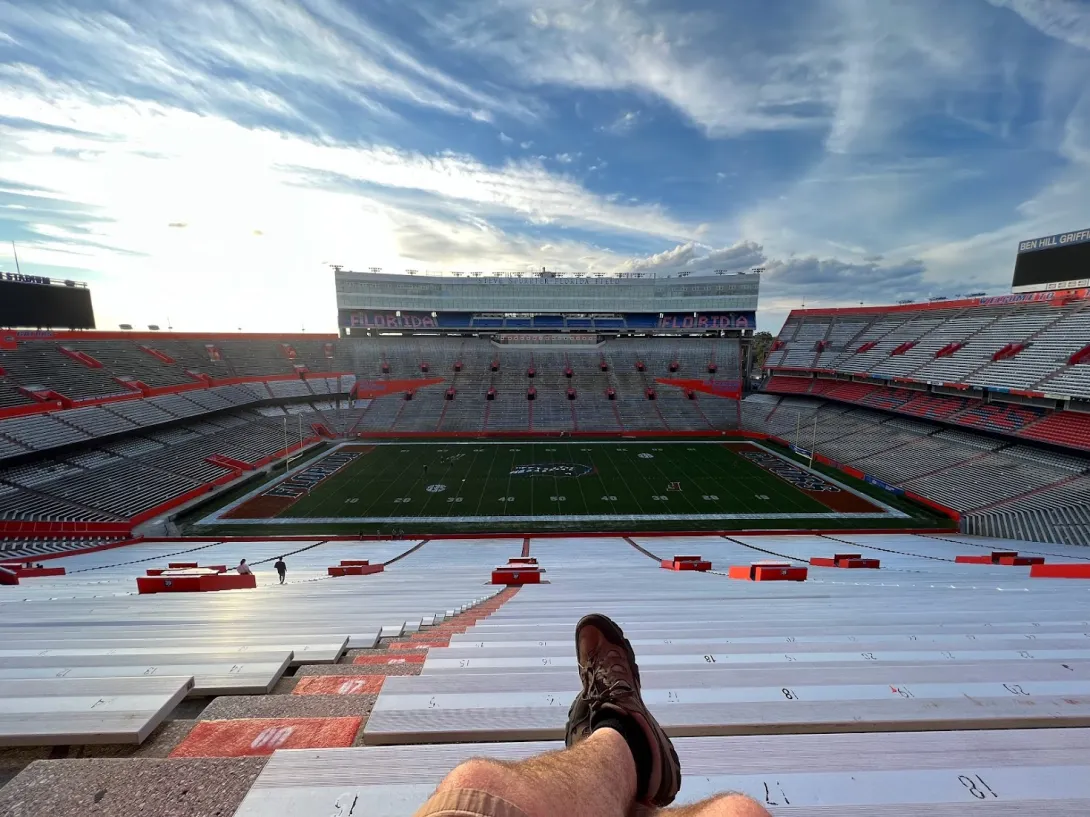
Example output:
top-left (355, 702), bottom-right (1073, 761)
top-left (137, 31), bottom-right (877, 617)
top-left (0, 274), bottom-right (96, 329)
top-left (1013, 228), bottom-right (1090, 293)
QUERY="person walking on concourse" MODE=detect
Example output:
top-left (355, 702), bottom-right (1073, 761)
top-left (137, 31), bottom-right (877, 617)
top-left (412, 613), bottom-right (770, 817)
top-left (274, 556), bottom-right (287, 584)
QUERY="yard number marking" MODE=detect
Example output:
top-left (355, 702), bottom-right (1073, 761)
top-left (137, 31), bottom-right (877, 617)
top-left (251, 726), bottom-right (295, 750)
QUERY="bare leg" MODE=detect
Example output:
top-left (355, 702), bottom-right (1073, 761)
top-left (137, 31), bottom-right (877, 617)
top-left (421, 727), bottom-right (637, 817)
top-left (655, 793), bottom-right (772, 817)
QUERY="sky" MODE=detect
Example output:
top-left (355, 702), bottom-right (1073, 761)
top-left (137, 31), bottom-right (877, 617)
top-left (2, 0), bottom-right (1090, 334)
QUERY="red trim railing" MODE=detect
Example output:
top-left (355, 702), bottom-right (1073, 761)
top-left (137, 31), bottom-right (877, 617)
top-left (992, 342), bottom-right (1026, 362)
top-left (1069, 344), bottom-right (1090, 366)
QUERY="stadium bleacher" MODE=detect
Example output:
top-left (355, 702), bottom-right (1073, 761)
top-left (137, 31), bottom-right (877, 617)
top-left (0, 327), bottom-right (1084, 548)
top-left (744, 393), bottom-right (1090, 546)
top-left (0, 534), bottom-right (1073, 815)
top-left (767, 294), bottom-right (1090, 403)
top-left (766, 301), bottom-right (1090, 457)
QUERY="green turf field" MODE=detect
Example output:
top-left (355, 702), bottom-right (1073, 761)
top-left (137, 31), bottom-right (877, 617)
top-left (193, 440), bottom-right (952, 534)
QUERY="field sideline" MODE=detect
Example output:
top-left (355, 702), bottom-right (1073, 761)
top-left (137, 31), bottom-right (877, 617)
top-left (193, 440), bottom-right (948, 535)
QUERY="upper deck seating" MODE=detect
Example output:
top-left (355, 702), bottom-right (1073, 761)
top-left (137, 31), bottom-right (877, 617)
top-left (768, 298), bottom-right (1090, 401)
top-left (0, 343), bottom-right (133, 400)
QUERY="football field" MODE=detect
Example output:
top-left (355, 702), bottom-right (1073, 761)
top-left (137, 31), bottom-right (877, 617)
top-left (198, 440), bottom-right (946, 534)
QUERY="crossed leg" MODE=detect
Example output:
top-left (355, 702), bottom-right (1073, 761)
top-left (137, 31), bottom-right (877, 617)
top-left (414, 728), bottom-right (771, 817)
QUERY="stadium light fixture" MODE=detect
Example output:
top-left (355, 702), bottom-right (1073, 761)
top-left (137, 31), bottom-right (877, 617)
top-left (368, 267), bottom-right (383, 274)
top-left (406, 269), bottom-right (418, 276)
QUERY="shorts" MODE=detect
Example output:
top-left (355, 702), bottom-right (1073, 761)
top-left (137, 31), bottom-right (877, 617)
top-left (413, 788), bottom-right (530, 817)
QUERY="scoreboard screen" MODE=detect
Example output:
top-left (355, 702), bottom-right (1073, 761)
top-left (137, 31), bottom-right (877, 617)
top-left (0, 277), bottom-right (96, 329)
top-left (1013, 228), bottom-right (1090, 293)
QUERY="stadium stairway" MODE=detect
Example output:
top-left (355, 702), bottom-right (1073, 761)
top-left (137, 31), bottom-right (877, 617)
top-left (230, 533), bottom-right (1090, 816)
top-left (0, 539), bottom-right (525, 815)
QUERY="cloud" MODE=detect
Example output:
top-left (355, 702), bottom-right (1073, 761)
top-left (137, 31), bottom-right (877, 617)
top-left (616, 240), bottom-right (766, 275)
top-left (600, 110), bottom-right (642, 135)
top-left (4, 0), bottom-right (1090, 339)
top-left (430, 0), bottom-right (838, 137)
top-left (0, 0), bottom-right (536, 129)
top-left (987, 0), bottom-right (1090, 52)
top-left (763, 255), bottom-right (927, 297)
top-left (0, 66), bottom-right (703, 329)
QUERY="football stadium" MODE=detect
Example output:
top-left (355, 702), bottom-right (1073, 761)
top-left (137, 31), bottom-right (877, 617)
top-left (0, 229), bottom-right (1088, 816)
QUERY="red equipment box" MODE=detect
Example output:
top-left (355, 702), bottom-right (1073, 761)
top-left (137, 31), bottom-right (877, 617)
top-left (809, 555), bottom-right (880, 569)
top-left (840, 559), bottom-right (881, 569)
top-left (729, 562), bottom-right (807, 582)
top-left (137, 573), bottom-right (257, 594)
top-left (492, 567), bottom-right (541, 585)
top-left (957, 551), bottom-right (1045, 566)
top-left (328, 564), bottom-right (384, 576)
top-left (1030, 563), bottom-right (1090, 579)
top-left (998, 556), bottom-right (1045, 566)
top-left (13, 566), bottom-right (66, 578)
top-left (661, 555), bottom-right (711, 571)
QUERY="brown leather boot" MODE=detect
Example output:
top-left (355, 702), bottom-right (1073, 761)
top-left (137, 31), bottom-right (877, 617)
top-left (565, 613), bottom-right (680, 807)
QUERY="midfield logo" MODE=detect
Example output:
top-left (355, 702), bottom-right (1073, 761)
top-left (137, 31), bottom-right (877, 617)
top-left (510, 463), bottom-right (593, 478)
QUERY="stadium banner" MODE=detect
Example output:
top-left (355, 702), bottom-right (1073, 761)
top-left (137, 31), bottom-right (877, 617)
top-left (344, 310), bottom-right (442, 329)
top-left (657, 312), bottom-right (755, 330)
top-left (1018, 228), bottom-right (1090, 254)
top-left (980, 289), bottom-right (1088, 305)
top-left (864, 474), bottom-right (904, 496)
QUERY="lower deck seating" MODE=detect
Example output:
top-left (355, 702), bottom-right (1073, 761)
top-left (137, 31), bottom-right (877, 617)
top-left (767, 379), bottom-right (1088, 454)
top-left (745, 395), bottom-right (1090, 545)
top-left (1017, 411), bottom-right (1090, 451)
